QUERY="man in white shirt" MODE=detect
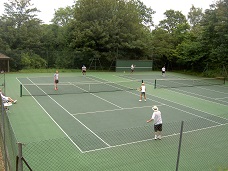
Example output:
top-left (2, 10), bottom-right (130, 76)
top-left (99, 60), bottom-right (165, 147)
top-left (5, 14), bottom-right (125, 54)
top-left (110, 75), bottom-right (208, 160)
top-left (139, 82), bottom-right (146, 101)
top-left (147, 106), bottom-right (163, 140)
top-left (130, 64), bottom-right (135, 73)
top-left (162, 66), bottom-right (166, 77)
top-left (54, 70), bottom-right (59, 90)
top-left (82, 65), bottom-right (86, 75)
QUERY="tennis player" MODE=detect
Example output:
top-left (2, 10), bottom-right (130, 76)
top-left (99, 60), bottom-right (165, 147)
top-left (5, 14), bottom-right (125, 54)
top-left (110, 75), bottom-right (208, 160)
top-left (82, 65), bottom-right (86, 75)
top-left (131, 64), bottom-right (135, 73)
top-left (162, 66), bottom-right (166, 77)
top-left (147, 106), bottom-right (162, 140)
top-left (139, 82), bottom-right (146, 101)
top-left (54, 70), bottom-right (59, 90)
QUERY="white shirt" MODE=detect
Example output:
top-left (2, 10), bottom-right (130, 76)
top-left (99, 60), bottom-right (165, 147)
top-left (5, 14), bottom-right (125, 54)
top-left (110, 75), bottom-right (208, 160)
top-left (131, 65), bottom-right (134, 69)
top-left (162, 67), bottom-right (165, 72)
top-left (141, 85), bottom-right (146, 92)
top-left (151, 110), bottom-right (162, 125)
top-left (82, 66), bottom-right (86, 71)
top-left (54, 73), bottom-right (59, 80)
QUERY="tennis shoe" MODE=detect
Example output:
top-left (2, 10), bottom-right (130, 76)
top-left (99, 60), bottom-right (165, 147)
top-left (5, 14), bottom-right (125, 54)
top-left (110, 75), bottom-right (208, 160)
top-left (13, 100), bottom-right (17, 104)
top-left (139, 100), bottom-right (142, 101)
top-left (154, 135), bottom-right (157, 140)
top-left (158, 135), bottom-right (162, 140)
top-left (144, 99), bottom-right (146, 101)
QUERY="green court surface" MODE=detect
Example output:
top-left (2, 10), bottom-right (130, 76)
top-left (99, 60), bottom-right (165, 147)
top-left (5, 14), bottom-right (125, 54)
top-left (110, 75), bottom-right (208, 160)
top-left (3, 71), bottom-right (228, 171)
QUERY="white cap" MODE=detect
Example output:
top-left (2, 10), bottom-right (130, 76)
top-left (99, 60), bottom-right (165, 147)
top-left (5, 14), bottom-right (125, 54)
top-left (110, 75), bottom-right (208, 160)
top-left (152, 106), bottom-right (158, 111)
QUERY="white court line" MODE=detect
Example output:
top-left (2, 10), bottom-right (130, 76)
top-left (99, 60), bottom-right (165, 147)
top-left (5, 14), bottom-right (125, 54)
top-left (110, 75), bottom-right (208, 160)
top-left (216, 97), bottom-right (228, 100)
top-left (82, 122), bottom-right (228, 153)
top-left (17, 78), bottom-right (83, 152)
top-left (151, 92), bottom-right (228, 122)
top-left (127, 90), bottom-right (223, 125)
top-left (68, 82), bottom-right (122, 109)
top-left (197, 86), bottom-right (228, 95)
top-left (19, 75), bottom-right (228, 154)
top-left (91, 75), bottom-right (228, 124)
top-left (169, 88), bottom-right (228, 105)
top-left (25, 78), bottom-right (111, 149)
top-left (72, 105), bottom-right (159, 115)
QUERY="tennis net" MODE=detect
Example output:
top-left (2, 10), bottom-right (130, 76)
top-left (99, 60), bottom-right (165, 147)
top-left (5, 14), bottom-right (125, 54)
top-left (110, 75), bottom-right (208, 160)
top-left (154, 77), bottom-right (226, 89)
top-left (20, 80), bottom-right (141, 96)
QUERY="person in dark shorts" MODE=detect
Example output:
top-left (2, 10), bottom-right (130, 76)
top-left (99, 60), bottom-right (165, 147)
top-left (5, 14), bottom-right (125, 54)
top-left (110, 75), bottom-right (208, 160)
top-left (162, 66), bottom-right (166, 77)
top-left (139, 82), bottom-right (146, 101)
top-left (82, 65), bottom-right (86, 75)
top-left (54, 70), bottom-right (59, 90)
top-left (147, 106), bottom-right (163, 140)
top-left (130, 64), bottom-right (135, 73)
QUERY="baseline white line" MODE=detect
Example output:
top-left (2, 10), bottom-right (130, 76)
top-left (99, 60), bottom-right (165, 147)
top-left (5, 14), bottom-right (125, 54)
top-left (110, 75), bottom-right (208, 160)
top-left (82, 122), bottom-right (228, 153)
top-left (26, 78), bottom-right (111, 148)
top-left (17, 78), bottom-right (83, 153)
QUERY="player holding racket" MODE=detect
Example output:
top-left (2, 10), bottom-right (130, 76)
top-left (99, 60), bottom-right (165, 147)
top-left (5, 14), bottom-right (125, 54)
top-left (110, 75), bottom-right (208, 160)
top-left (147, 106), bottom-right (162, 140)
top-left (130, 64), bottom-right (135, 73)
top-left (54, 70), bottom-right (59, 90)
top-left (139, 82), bottom-right (146, 101)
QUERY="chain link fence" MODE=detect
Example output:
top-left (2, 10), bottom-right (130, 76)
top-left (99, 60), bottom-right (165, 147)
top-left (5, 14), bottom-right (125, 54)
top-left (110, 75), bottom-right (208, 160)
top-left (1, 103), bottom-right (228, 171)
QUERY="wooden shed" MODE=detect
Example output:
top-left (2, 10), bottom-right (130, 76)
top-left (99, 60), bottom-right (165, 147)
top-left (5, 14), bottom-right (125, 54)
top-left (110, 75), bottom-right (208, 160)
top-left (0, 53), bottom-right (10, 72)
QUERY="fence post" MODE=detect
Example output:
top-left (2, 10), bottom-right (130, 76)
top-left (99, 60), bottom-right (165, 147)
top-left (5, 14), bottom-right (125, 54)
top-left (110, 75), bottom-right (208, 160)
top-left (1, 98), bottom-right (7, 171)
top-left (17, 142), bottom-right (23, 171)
top-left (176, 121), bottom-right (184, 171)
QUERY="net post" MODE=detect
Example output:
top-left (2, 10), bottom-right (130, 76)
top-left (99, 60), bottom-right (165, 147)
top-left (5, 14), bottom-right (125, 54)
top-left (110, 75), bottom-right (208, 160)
top-left (176, 121), bottom-right (184, 171)
top-left (154, 79), bottom-right (156, 89)
top-left (20, 84), bottom-right (22, 97)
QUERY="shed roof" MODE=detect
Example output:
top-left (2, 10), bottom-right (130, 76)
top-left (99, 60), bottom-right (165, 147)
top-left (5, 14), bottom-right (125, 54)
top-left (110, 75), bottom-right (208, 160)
top-left (0, 53), bottom-right (10, 59)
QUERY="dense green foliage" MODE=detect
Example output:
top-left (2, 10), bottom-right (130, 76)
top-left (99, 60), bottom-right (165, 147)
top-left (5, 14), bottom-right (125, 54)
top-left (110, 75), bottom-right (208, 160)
top-left (0, 0), bottom-right (227, 75)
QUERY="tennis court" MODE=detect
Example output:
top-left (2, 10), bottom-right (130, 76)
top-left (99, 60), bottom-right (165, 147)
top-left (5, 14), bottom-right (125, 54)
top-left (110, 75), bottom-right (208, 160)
top-left (3, 71), bottom-right (228, 170)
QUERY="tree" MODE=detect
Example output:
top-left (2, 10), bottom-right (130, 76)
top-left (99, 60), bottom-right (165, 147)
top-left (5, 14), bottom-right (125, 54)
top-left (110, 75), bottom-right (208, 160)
top-left (159, 10), bottom-right (188, 33)
top-left (0, 0), bottom-right (43, 70)
top-left (188, 5), bottom-right (204, 28)
top-left (68, 0), bottom-right (153, 67)
top-left (200, 0), bottom-right (228, 69)
top-left (153, 10), bottom-right (190, 69)
top-left (51, 6), bottom-right (74, 26)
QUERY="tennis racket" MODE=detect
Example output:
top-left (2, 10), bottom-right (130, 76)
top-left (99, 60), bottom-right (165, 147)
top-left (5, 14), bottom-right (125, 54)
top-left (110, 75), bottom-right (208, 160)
top-left (137, 87), bottom-right (142, 91)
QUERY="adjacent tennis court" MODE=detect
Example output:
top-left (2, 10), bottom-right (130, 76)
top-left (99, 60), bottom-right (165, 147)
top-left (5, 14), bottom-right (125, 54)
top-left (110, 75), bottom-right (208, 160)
top-left (3, 71), bottom-right (228, 170)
